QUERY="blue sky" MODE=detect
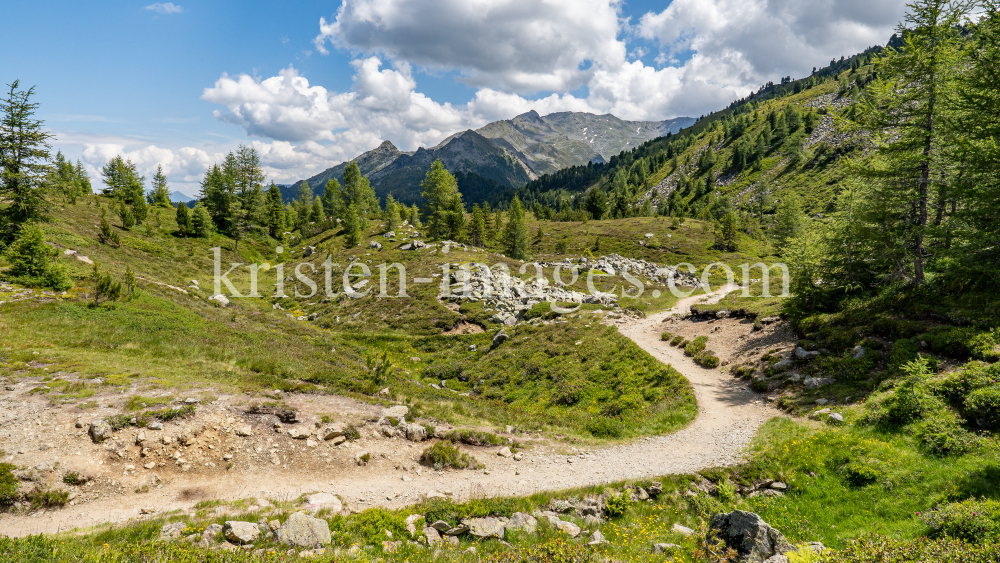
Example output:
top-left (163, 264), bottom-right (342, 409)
top-left (4, 0), bottom-right (907, 196)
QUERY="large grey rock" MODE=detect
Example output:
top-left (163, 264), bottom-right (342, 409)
top-left (275, 512), bottom-right (332, 548)
top-left (303, 493), bottom-right (342, 514)
top-left (710, 510), bottom-right (794, 563)
top-left (405, 423), bottom-right (427, 442)
top-left (851, 345), bottom-right (866, 360)
top-left (383, 405), bottom-right (409, 419)
top-left (159, 522), bottom-right (188, 541)
top-left (423, 526), bottom-right (443, 546)
top-left (772, 359), bottom-right (794, 371)
top-left (653, 543), bottom-right (681, 554)
top-left (321, 423), bottom-right (347, 440)
top-left (302, 246), bottom-right (316, 257)
top-left (405, 514), bottom-right (423, 537)
top-left (89, 419), bottom-right (112, 443)
top-left (223, 521), bottom-right (260, 544)
top-left (794, 347), bottom-right (820, 360)
top-left (672, 523), bottom-right (694, 536)
top-left (492, 331), bottom-right (509, 348)
top-left (506, 512), bottom-right (537, 534)
top-left (464, 517), bottom-right (505, 539)
top-left (209, 294), bottom-right (230, 307)
top-left (804, 377), bottom-right (835, 389)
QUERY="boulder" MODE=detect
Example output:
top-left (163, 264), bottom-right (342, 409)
top-left (497, 447), bottom-right (512, 458)
top-left (772, 359), bottom-right (794, 371)
top-left (710, 510), bottom-right (794, 563)
top-left (383, 405), bottom-right (409, 419)
top-left (653, 543), bottom-right (681, 554)
top-left (589, 530), bottom-right (608, 545)
top-left (851, 345), bottom-right (866, 360)
top-left (223, 521), bottom-right (260, 544)
top-left (302, 246), bottom-right (316, 258)
top-left (321, 423), bottom-right (347, 441)
top-left (275, 512), bottom-right (332, 548)
top-left (430, 520), bottom-right (452, 532)
top-left (423, 526), bottom-right (443, 546)
top-left (235, 424), bottom-right (253, 437)
top-left (405, 514), bottom-right (423, 537)
top-left (552, 519), bottom-right (581, 537)
top-left (464, 517), bottom-right (506, 539)
top-left (828, 413), bottom-right (845, 424)
top-left (492, 331), bottom-right (509, 348)
top-left (159, 522), bottom-right (188, 541)
top-left (506, 512), bottom-right (537, 534)
top-left (405, 423), bottom-right (428, 442)
top-left (303, 493), bottom-right (342, 514)
top-left (369, 241), bottom-right (383, 251)
top-left (88, 419), bottom-right (112, 443)
top-left (804, 377), bottom-right (834, 389)
top-left (672, 523), bottom-right (695, 536)
top-left (794, 347), bottom-right (820, 361)
top-left (209, 294), bottom-right (230, 307)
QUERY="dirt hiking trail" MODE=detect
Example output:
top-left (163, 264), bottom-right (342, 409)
top-left (1, 285), bottom-right (783, 537)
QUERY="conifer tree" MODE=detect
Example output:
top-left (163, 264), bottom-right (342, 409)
top-left (500, 196), bottom-right (529, 259)
top-left (0, 80), bottom-right (52, 237)
top-left (419, 159), bottom-right (461, 240)
top-left (322, 178), bottom-right (343, 219)
top-left (265, 183), bottom-right (284, 238)
top-left (3, 222), bottom-right (70, 290)
top-left (175, 202), bottom-right (192, 236)
top-left (343, 203), bottom-right (361, 248)
top-left (342, 161), bottom-right (379, 222)
top-left (383, 194), bottom-right (400, 233)
top-left (191, 203), bottom-right (213, 238)
top-left (469, 203), bottom-right (485, 247)
top-left (148, 165), bottom-right (172, 208)
top-left (312, 196), bottom-right (325, 223)
top-left (295, 181), bottom-right (312, 228)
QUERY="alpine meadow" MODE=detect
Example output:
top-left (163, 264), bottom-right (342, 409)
top-left (2, 1), bottom-right (1000, 562)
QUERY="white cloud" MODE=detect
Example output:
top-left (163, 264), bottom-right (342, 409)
top-left (146, 2), bottom-right (183, 15)
top-left (314, 0), bottom-right (626, 93)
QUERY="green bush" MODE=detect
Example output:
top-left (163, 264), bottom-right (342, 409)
top-left (3, 223), bottom-right (72, 291)
top-left (586, 418), bottom-right (625, 438)
top-left (62, 471), bottom-right (83, 486)
top-left (695, 351), bottom-right (721, 368)
top-left (964, 387), bottom-right (1000, 429)
top-left (917, 414), bottom-right (979, 456)
top-left (25, 487), bottom-right (69, 508)
top-left (825, 535), bottom-right (1000, 562)
top-left (604, 491), bottom-right (633, 518)
top-left (442, 429), bottom-right (514, 448)
top-left (888, 339), bottom-right (920, 375)
top-left (685, 336), bottom-right (709, 357)
top-left (330, 506), bottom-right (410, 545)
top-left (863, 357), bottom-right (940, 427)
top-left (920, 498), bottom-right (1000, 544)
top-left (419, 441), bottom-right (480, 470)
top-left (0, 463), bottom-right (18, 505)
top-left (921, 326), bottom-right (997, 361)
top-left (661, 331), bottom-right (673, 341)
top-left (939, 362), bottom-right (1000, 429)
top-left (670, 335), bottom-right (685, 346)
top-left (841, 462), bottom-right (882, 487)
top-left (481, 539), bottom-right (591, 563)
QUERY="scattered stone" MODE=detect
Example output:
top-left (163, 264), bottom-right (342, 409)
top-left (652, 543), bottom-right (681, 554)
top-left (143, 462), bottom-right (156, 469)
top-left (147, 422), bottom-right (163, 430)
top-left (492, 331), bottom-right (509, 348)
top-left (275, 512), bottom-right (331, 548)
top-left (814, 398), bottom-right (829, 406)
top-left (506, 513), bottom-right (537, 534)
top-left (383, 405), bottom-right (409, 419)
top-left (828, 413), bottom-right (845, 424)
top-left (235, 425), bottom-right (253, 437)
top-left (159, 522), bottom-right (188, 541)
top-left (804, 377), bottom-right (835, 389)
top-left (444, 525), bottom-right (469, 536)
top-left (710, 510), bottom-right (794, 563)
top-left (321, 423), bottom-right (347, 440)
top-left (304, 493), bottom-right (342, 514)
top-left (852, 345), bottom-right (866, 360)
top-left (465, 517), bottom-right (506, 539)
top-left (430, 520), bottom-right (452, 532)
top-left (369, 241), bottom-right (383, 251)
top-left (468, 344), bottom-right (477, 352)
top-left (209, 294), bottom-right (230, 307)
top-left (405, 423), bottom-right (427, 442)
top-left (588, 530), bottom-right (607, 545)
top-left (794, 347), bottom-right (820, 361)
top-left (88, 419), bottom-right (112, 443)
top-left (405, 514), bottom-right (423, 537)
top-left (302, 246), bottom-right (316, 258)
top-left (672, 523), bottom-right (695, 536)
top-left (423, 526), bottom-right (443, 546)
top-left (770, 482), bottom-right (787, 491)
top-left (224, 521), bottom-right (260, 544)
top-left (773, 359), bottom-right (795, 371)
top-left (497, 447), bottom-right (512, 458)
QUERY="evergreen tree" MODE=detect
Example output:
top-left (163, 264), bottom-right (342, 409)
top-left (3, 222), bottom-right (70, 290)
top-left (409, 204), bottom-right (421, 228)
top-left (714, 210), bottom-right (739, 251)
top-left (845, 0), bottom-right (970, 284)
top-left (46, 151), bottom-right (87, 205)
top-left (230, 144), bottom-right (266, 250)
top-left (321, 179), bottom-right (343, 219)
top-left (191, 202), bottom-right (213, 238)
top-left (97, 207), bottom-right (121, 247)
top-left (383, 194), bottom-right (400, 233)
top-left (312, 196), bottom-right (325, 223)
top-left (469, 203), bottom-right (485, 247)
top-left (0, 80), bottom-right (52, 237)
top-left (101, 156), bottom-right (147, 226)
top-left (175, 201), bottom-right (192, 236)
top-left (500, 196), bottom-right (529, 259)
top-left (92, 263), bottom-right (122, 306)
top-left (284, 203), bottom-right (298, 232)
top-left (772, 194), bottom-right (803, 251)
top-left (419, 159), bottom-right (461, 240)
top-left (342, 161), bottom-right (379, 222)
top-left (445, 195), bottom-right (466, 241)
top-left (265, 183), bottom-right (284, 238)
top-left (148, 165), bottom-right (172, 208)
top-left (295, 181), bottom-right (313, 228)
top-left (124, 264), bottom-right (137, 300)
top-left (584, 187), bottom-right (608, 219)
top-left (343, 203), bottom-right (362, 248)
top-left (199, 164), bottom-right (230, 232)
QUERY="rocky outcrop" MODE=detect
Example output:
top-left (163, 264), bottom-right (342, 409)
top-left (710, 510), bottom-right (794, 563)
top-left (275, 512), bottom-right (331, 548)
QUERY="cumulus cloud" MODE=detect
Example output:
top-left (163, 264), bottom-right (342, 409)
top-left (145, 2), bottom-right (183, 15)
top-left (314, 0), bottom-right (626, 93)
top-left (637, 0), bottom-right (905, 86)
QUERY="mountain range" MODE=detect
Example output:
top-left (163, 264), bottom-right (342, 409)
top-left (283, 110), bottom-right (694, 205)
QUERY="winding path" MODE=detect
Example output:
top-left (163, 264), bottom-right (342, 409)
top-left (2, 286), bottom-right (779, 537)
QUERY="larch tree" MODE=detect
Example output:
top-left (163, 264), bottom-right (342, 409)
top-left (419, 159), bottom-right (461, 240)
top-left (0, 80), bottom-right (52, 240)
top-left (148, 164), bottom-right (172, 208)
top-left (500, 195), bottom-right (529, 259)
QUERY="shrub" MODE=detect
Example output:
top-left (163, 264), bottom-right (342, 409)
top-left (420, 441), bottom-right (480, 470)
top-left (733, 364), bottom-right (755, 379)
top-left (688, 492), bottom-right (726, 519)
top-left (826, 534), bottom-right (1000, 562)
top-left (442, 429), bottom-right (512, 448)
top-left (917, 413), bottom-right (979, 456)
top-left (604, 491), bottom-right (633, 518)
top-left (62, 472), bottom-right (83, 486)
top-left (751, 377), bottom-right (769, 392)
top-left (695, 351), bottom-right (721, 369)
top-left (481, 539), bottom-right (591, 563)
top-left (344, 424), bottom-right (361, 441)
top-left (330, 507), bottom-right (409, 545)
top-left (841, 462), bottom-right (882, 487)
top-left (888, 339), bottom-right (920, 375)
top-left (685, 336), bottom-right (709, 357)
top-left (25, 487), bottom-right (69, 508)
top-left (670, 335), bottom-right (685, 346)
top-left (964, 387), bottom-right (1000, 429)
top-left (939, 362), bottom-right (1000, 428)
top-left (920, 498), bottom-right (1000, 543)
top-left (3, 223), bottom-right (72, 291)
top-left (863, 357), bottom-right (940, 427)
top-left (0, 463), bottom-right (18, 505)
top-left (586, 418), bottom-right (625, 438)
top-left (661, 331), bottom-right (673, 342)
top-left (921, 326), bottom-right (998, 361)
